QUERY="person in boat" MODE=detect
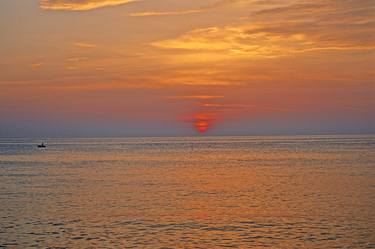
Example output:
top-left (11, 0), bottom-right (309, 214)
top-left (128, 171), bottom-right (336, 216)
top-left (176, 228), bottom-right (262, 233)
top-left (38, 142), bottom-right (46, 148)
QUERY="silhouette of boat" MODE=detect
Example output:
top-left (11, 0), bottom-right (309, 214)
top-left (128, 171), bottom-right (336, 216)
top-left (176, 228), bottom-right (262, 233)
top-left (37, 143), bottom-right (46, 148)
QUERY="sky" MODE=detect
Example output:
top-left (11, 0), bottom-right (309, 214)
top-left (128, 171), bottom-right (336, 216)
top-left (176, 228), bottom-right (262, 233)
top-left (0, 0), bottom-right (374, 138)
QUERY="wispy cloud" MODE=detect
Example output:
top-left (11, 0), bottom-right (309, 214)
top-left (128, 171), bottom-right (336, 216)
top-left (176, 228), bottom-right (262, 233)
top-left (167, 95), bottom-right (224, 100)
top-left (31, 63), bottom-right (42, 69)
top-left (153, 0), bottom-right (375, 59)
top-left (73, 42), bottom-right (96, 48)
top-left (129, 9), bottom-right (203, 17)
top-left (199, 103), bottom-right (254, 109)
top-left (40, 0), bottom-right (136, 11)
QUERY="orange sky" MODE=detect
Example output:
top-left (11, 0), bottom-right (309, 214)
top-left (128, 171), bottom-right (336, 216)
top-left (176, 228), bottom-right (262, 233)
top-left (0, 0), bottom-right (374, 137)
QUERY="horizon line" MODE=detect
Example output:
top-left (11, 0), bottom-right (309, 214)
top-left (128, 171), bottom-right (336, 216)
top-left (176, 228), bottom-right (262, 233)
top-left (1, 132), bottom-right (374, 140)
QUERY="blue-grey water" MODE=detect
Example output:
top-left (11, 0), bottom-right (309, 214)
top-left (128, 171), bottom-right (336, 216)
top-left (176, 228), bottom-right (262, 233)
top-left (0, 135), bottom-right (374, 248)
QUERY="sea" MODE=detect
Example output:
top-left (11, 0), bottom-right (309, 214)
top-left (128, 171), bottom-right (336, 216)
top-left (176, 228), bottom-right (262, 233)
top-left (0, 135), bottom-right (374, 248)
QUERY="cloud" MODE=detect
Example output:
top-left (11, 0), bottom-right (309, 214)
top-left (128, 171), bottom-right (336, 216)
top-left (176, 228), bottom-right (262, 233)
top-left (129, 9), bottom-right (203, 17)
top-left (167, 95), bottom-right (224, 100)
top-left (153, 26), bottom-right (307, 58)
top-left (40, 0), bottom-right (136, 11)
top-left (31, 63), bottom-right (42, 69)
top-left (199, 103), bottom-right (254, 109)
top-left (73, 42), bottom-right (96, 48)
top-left (152, 0), bottom-right (375, 59)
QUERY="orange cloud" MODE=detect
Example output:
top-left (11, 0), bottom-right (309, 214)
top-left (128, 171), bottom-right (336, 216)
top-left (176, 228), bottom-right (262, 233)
top-left (40, 0), bottom-right (136, 11)
top-left (73, 42), bottom-right (96, 48)
top-left (31, 63), bottom-right (42, 69)
top-left (153, 0), bottom-right (375, 60)
top-left (199, 103), bottom-right (254, 109)
top-left (152, 26), bottom-right (307, 59)
top-left (167, 95), bottom-right (224, 100)
top-left (153, 23), bottom-right (374, 60)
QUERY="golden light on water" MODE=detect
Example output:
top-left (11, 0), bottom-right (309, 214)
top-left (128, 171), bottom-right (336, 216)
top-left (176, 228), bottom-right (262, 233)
top-left (0, 136), bottom-right (374, 247)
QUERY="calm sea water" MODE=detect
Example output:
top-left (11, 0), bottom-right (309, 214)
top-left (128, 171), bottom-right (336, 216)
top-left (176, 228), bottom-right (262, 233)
top-left (0, 135), bottom-right (374, 248)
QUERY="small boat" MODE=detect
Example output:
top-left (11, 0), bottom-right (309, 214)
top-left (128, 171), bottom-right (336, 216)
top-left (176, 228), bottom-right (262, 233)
top-left (37, 142), bottom-right (46, 148)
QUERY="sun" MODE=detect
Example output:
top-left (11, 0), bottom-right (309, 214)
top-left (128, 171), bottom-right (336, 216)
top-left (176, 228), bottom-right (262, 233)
top-left (193, 113), bottom-right (213, 133)
top-left (195, 120), bottom-right (209, 133)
